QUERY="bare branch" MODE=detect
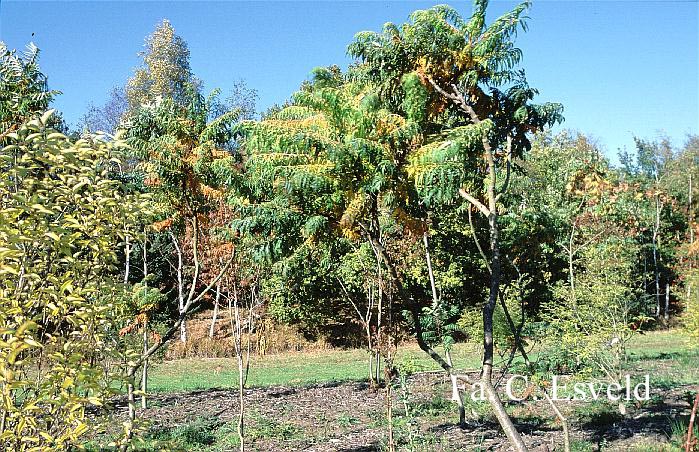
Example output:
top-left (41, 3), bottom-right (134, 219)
top-left (459, 188), bottom-right (490, 217)
top-left (132, 250), bottom-right (236, 368)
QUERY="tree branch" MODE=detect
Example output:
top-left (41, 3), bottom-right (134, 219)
top-left (131, 250), bottom-right (236, 368)
top-left (459, 188), bottom-right (490, 217)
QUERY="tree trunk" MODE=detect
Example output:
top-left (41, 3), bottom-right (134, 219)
top-left (141, 323), bottom-right (148, 409)
top-left (237, 346), bottom-right (245, 452)
top-left (180, 313), bottom-right (187, 343)
top-left (120, 366), bottom-right (137, 452)
top-left (126, 379), bottom-right (135, 424)
top-left (446, 349), bottom-right (466, 427)
top-left (375, 265), bottom-right (383, 385)
top-left (543, 389), bottom-right (571, 452)
top-left (141, 233), bottom-right (149, 410)
top-left (209, 280), bottom-right (221, 338)
top-left (230, 280), bottom-right (246, 451)
top-left (477, 128), bottom-right (527, 451)
top-left (124, 234), bottom-right (131, 284)
top-left (171, 231), bottom-right (188, 343)
top-left (367, 322), bottom-right (374, 386)
top-left (483, 209), bottom-right (528, 451)
top-left (385, 359), bottom-right (395, 452)
top-left (653, 194), bottom-right (661, 318)
top-left (664, 282), bottom-right (670, 324)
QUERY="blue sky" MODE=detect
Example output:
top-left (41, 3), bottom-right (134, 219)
top-left (1, 1), bottom-right (697, 161)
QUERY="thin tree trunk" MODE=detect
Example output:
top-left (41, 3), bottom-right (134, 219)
top-left (543, 389), bottom-right (570, 452)
top-left (385, 357), bottom-right (395, 452)
top-left (230, 278), bottom-right (245, 451)
top-left (141, 322), bottom-right (148, 409)
top-left (141, 232), bottom-right (148, 410)
top-left (654, 194), bottom-right (661, 317)
top-left (209, 280), bottom-right (221, 338)
top-left (120, 366), bottom-right (137, 451)
top-left (445, 349), bottom-right (466, 427)
top-left (367, 283), bottom-right (374, 386)
top-left (482, 208), bottom-right (527, 451)
top-left (364, 285), bottom-right (376, 387)
top-left (367, 312), bottom-right (374, 386)
top-left (664, 282), bottom-right (670, 324)
top-left (170, 231), bottom-right (187, 343)
top-left (376, 265), bottom-right (382, 385)
top-left (686, 392), bottom-right (699, 452)
top-left (127, 378), bottom-right (136, 421)
top-left (124, 234), bottom-right (131, 284)
top-left (481, 131), bottom-right (527, 451)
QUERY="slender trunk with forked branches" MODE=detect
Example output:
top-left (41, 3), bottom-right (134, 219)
top-left (120, 216), bottom-right (235, 451)
top-left (338, 273), bottom-right (381, 387)
top-left (429, 79), bottom-right (528, 450)
top-left (228, 265), bottom-right (260, 452)
top-left (229, 275), bottom-right (245, 451)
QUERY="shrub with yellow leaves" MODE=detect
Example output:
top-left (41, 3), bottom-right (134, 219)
top-left (0, 111), bottom-right (147, 450)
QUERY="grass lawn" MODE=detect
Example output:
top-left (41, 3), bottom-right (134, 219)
top-left (148, 330), bottom-right (698, 393)
top-left (148, 342), bottom-right (482, 392)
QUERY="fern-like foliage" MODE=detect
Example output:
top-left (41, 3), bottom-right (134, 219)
top-left (234, 67), bottom-right (425, 262)
top-left (349, 1), bottom-right (564, 207)
top-left (0, 42), bottom-right (61, 135)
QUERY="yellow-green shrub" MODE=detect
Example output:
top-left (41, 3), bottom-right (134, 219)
top-left (681, 270), bottom-right (699, 346)
top-left (0, 111), bottom-right (145, 450)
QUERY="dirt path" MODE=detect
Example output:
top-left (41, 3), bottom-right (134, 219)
top-left (108, 373), bottom-right (698, 451)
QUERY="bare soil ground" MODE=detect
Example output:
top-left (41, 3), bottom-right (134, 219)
top-left (107, 372), bottom-right (699, 451)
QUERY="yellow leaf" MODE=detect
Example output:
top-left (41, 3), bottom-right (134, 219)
top-left (39, 432), bottom-right (54, 442)
top-left (23, 338), bottom-right (42, 348)
top-left (45, 232), bottom-right (61, 242)
top-left (15, 321), bottom-right (36, 336)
